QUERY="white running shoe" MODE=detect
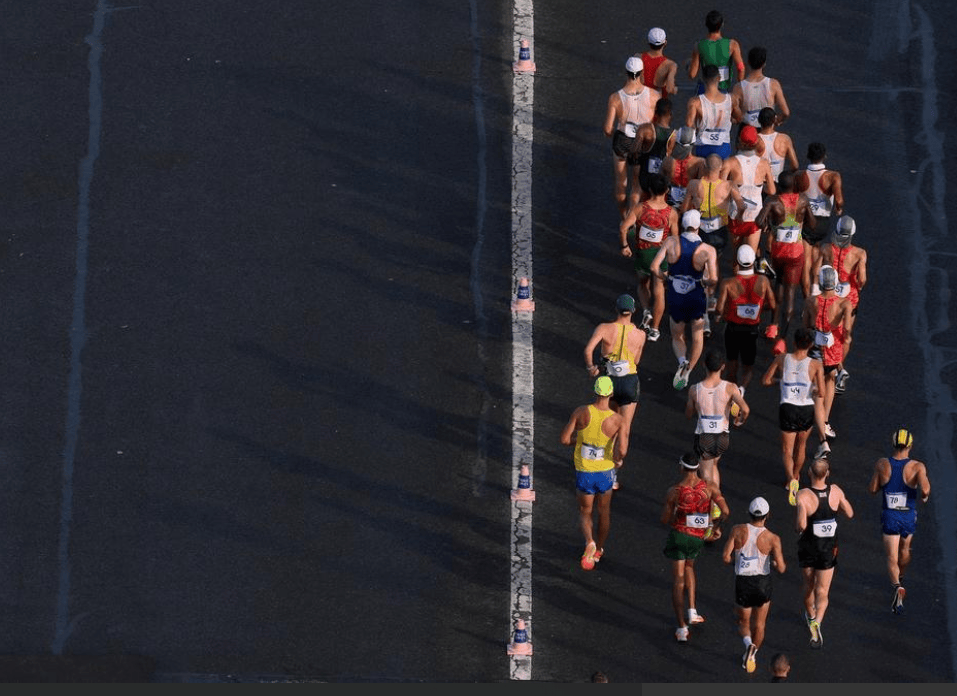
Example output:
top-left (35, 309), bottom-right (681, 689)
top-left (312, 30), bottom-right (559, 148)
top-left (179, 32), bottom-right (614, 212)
top-left (673, 360), bottom-right (691, 390)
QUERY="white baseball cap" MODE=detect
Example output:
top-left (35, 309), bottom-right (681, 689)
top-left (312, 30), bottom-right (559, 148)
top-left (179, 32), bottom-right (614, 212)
top-left (625, 56), bottom-right (643, 74)
top-left (749, 496), bottom-right (770, 516)
top-left (648, 27), bottom-right (667, 46)
top-left (682, 209), bottom-right (701, 230)
top-left (736, 245), bottom-right (756, 267)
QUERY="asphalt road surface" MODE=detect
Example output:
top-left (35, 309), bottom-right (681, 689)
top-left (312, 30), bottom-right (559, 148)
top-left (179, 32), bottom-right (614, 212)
top-left (0, 0), bottom-right (954, 683)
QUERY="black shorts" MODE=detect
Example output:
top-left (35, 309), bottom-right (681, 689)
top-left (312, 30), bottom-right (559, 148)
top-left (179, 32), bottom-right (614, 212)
top-left (724, 321), bottom-right (760, 365)
top-left (734, 574), bottom-right (773, 608)
top-left (802, 217), bottom-right (831, 245)
top-left (798, 540), bottom-right (838, 570)
top-left (610, 373), bottom-right (640, 406)
top-left (694, 431), bottom-right (730, 460)
top-left (779, 402), bottom-right (814, 433)
top-left (612, 130), bottom-right (640, 166)
top-left (700, 226), bottom-right (729, 256)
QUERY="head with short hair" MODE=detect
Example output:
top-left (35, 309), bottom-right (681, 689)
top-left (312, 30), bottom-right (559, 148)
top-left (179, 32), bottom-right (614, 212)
top-left (705, 10), bottom-right (724, 32)
top-left (794, 327), bottom-right (814, 350)
top-left (771, 653), bottom-right (790, 676)
top-left (647, 172), bottom-right (668, 197)
top-left (704, 349), bottom-right (725, 373)
top-left (680, 452), bottom-right (700, 470)
top-left (654, 97), bottom-right (673, 118)
top-left (748, 46), bottom-right (767, 70)
top-left (809, 458), bottom-right (829, 480)
top-left (702, 63), bottom-right (720, 84)
top-left (758, 107), bottom-right (776, 129)
top-left (777, 170), bottom-right (794, 193)
top-left (706, 153), bottom-right (723, 171)
top-left (807, 142), bottom-right (827, 163)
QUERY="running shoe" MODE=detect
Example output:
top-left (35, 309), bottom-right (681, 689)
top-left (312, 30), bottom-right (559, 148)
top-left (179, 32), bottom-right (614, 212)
top-left (640, 309), bottom-right (653, 330)
top-left (646, 327), bottom-right (660, 342)
top-left (892, 585), bottom-right (906, 614)
top-left (580, 541), bottom-right (597, 571)
top-left (835, 368), bottom-right (849, 393)
top-left (758, 257), bottom-right (777, 281)
top-left (773, 338), bottom-right (787, 355)
top-left (673, 359), bottom-right (691, 390)
top-left (809, 619), bottom-right (822, 649)
top-left (593, 547), bottom-right (604, 564)
top-left (814, 441), bottom-right (831, 460)
top-left (825, 422), bottom-right (837, 439)
top-left (675, 626), bottom-right (689, 643)
top-left (764, 323), bottom-right (778, 340)
top-left (703, 313), bottom-right (712, 339)
top-left (788, 479), bottom-right (800, 506)
top-left (688, 608), bottom-right (706, 624)
top-left (743, 644), bottom-right (758, 673)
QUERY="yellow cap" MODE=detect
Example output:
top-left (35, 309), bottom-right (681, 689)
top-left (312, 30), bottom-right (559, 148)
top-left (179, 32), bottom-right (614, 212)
top-left (892, 428), bottom-right (913, 449)
top-left (595, 376), bottom-right (614, 396)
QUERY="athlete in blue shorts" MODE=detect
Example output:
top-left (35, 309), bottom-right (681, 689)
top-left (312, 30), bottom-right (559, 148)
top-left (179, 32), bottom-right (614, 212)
top-left (867, 428), bottom-right (931, 614)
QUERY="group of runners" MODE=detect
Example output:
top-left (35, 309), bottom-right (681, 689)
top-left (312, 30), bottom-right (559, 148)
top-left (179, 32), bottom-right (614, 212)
top-left (562, 10), bottom-right (933, 677)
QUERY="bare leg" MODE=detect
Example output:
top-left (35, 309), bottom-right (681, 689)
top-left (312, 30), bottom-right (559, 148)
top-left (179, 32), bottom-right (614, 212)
top-left (688, 317), bottom-right (706, 373)
top-left (672, 559), bottom-right (688, 627)
top-left (898, 535), bottom-right (914, 581)
top-left (813, 568), bottom-right (835, 624)
top-left (752, 602), bottom-right (771, 648)
top-left (685, 558), bottom-right (698, 614)
top-left (593, 489), bottom-right (614, 552)
top-left (577, 491), bottom-right (596, 547)
top-left (792, 429), bottom-right (811, 480)
top-left (781, 431), bottom-right (798, 484)
top-left (671, 318), bottom-right (688, 364)
top-left (883, 534), bottom-right (902, 585)
top-left (652, 276), bottom-right (666, 331)
top-left (613, 158), bottom-right (628, 219)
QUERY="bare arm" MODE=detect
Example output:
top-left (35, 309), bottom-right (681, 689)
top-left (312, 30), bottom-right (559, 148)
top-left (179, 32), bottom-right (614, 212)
top-left (583, 326), bottom-right (605, 375)
top-left (685, 96), bottom-right (700, 128)
top-left (685, 385), bottom-right (696, 420)
top-left (603, 93), bottom-right (618, 138)
top-left (559, 407), bottom-right (585, 446)
top-left (836, 486), bottom-right (854, 519)
top-left (856, 249), bottom-right (868, 290)
top-left (772, 79), bottom-right (790, 124)
top-left (761, 354), bottom-right (783, 387)
top-left (687, 45), bottom-right (700, 80)
top-left (661, 488), bottom-right (678, 525)
top-left (868, 458), bottom-right (889, 495)
top-left (795, 495), bottom-right (808, 533)
top-left (784, 135), bottom-right (799, 171)
top-left (730, 40), bottom-right (745, 81)
top-left (770, 533), bottom-right (787, 574)
top-left (711, 485), bottom-right (730, 518)
top-left (831, 172), bottom-right (845, 215)
top-left (729, 384), bottom-right (749, 426)
top-left (916, 462), bottom-right (931, 502)
top-left (721, 526), bottom-right (739, 563)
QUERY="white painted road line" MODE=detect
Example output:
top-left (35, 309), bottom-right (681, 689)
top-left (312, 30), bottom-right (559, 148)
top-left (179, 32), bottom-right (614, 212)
top-left (508, 0), bottom-right (536, 682)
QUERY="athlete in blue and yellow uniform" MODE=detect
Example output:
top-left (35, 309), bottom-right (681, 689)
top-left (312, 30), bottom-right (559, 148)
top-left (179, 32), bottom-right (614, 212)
top-left (560, 376), bottom-right (629, 571)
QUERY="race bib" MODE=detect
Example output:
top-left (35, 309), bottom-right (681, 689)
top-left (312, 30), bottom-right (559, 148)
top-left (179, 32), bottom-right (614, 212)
top-left (670, 275), bottom-right (696, 294)
top-left (736, 553), bottom-right (758, 574)
top-left (736, 304), bottom-right (760, 320)
top-left (815, 330), bottom-right (834, 348)
top-left (699, 414), bottom-right (722, 431)
top-left (885, 492), bottom-right (909, 510)
top-left (703, 128), bottom-right (729, 145)
top-left (606, 359), bottom-right (629, 377)
top-left (580, 443), bottom-right (606, 460)
top-left (812, 518), bottom-right (837, 538)
top-left (775, 226), bottom-right (801, 243)
top-left (686, 512), bottom-right (710, 529)
top-left (638, 225), bottom-right (664, 243)
top-left (746, 109), bottom-right (760, 126)
top-left (700, 216), bottom-right (722, 232)
top-left (670, 185), bottom-right (687, 203)
top-left (717, 66), bottom-right (730, 82)
top-left (624, 121), bottom-right (639, 138)
top-left (808, 197), bottom-right (830, 216)
top-left (835, 282), bottom-right (850, 298)
top-left (647, 156), bottom-right (662, 174)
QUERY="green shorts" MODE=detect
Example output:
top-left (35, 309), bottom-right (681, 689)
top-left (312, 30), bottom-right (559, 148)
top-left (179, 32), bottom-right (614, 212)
top-left (663, 528), bottom-right (705, 560)
top-left (627, 229), bottom-right (668, 278)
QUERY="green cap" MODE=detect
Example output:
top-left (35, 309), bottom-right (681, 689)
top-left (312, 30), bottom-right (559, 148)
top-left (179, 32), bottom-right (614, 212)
top-left (595, 376), bottom-right (614, 396)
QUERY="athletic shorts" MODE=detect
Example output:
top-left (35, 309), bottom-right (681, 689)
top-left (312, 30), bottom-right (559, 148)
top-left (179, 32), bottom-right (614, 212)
top-left (700, 226), bottom-right (729, 256)
top-left (575, 469), bottom-right (616, 495)
top-left (663, 528), bottom-right (705, 561)
top-left (609, 372), bottom-right (640, 406)
top-left (667, 286), bottom-right (707, 324)
top-left (803, 216), bottom-right (831, 245)
top-left (779, 402), bottom-right (814, 433)
top-left (881, 509), bottom-right (917, 538)
top-left (612, 130), bottom-right (640, 166)
top-left (634, 245), bottom-right (667, 277)
top-left (734, 574), bottom-right (773, 608)
top-left (724, 321), bottom-right (760, 365)
top-left (694, 142), bottom-right (732, 160)
top-left (798, 541), bottom-right (838, 570)
top-left (729, 219), bottom-right (759, 238)
top-left (694, 431), bottom-right (730, 460)
top-left (770, 243), bottom-right (804, 285)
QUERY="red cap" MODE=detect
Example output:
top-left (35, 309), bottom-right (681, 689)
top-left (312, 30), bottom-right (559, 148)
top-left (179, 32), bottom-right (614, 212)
top-left (739, 125), bottom-right (759, 146)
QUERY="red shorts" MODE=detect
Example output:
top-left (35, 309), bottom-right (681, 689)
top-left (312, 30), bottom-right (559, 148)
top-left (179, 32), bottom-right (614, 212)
top-left (771, 241), bottom-right (805, 285)
top-left (729, 219), bottom-right (759, 238)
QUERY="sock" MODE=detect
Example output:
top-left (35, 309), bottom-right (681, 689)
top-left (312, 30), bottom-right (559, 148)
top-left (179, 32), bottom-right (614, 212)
top-left (743, 636), bottom-right (752, 648)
